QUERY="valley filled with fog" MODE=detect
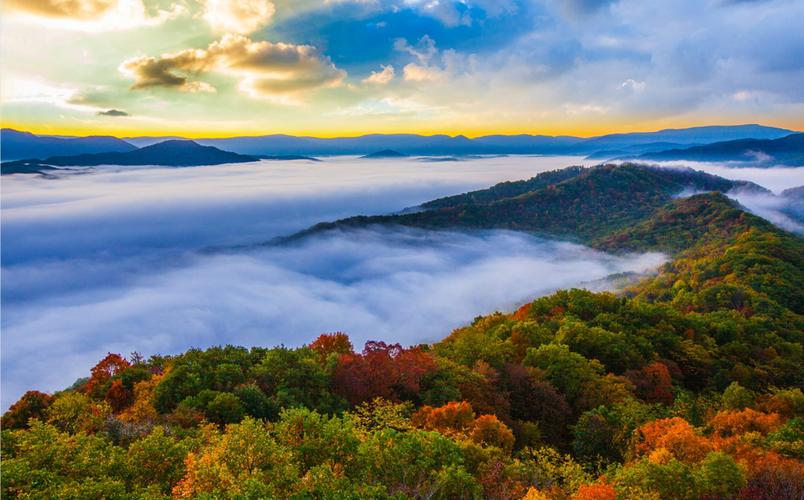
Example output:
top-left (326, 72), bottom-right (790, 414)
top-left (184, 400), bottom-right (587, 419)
top-left (2, 155), bottom-right (802, 409)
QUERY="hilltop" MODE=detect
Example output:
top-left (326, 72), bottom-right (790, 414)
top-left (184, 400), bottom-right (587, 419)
top-left (294, 163), bottom-right (768, 245)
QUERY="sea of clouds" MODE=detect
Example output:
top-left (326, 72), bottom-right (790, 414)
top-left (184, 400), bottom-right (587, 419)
top-left (2, 156), bottom-right (801, 409)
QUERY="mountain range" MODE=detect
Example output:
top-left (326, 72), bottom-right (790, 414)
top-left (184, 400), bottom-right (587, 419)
top-left (634, 132), bottom-right (804, 166)
top-left (0, 129), bottom-right (135, 161)
top-left (1, 140), bottom-right (258, 174)
top-left (2, 124), bottom-right (797, 161)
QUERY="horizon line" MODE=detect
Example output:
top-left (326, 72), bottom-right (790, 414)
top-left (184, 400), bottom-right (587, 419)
top-left (2, 122), bottom-right (801, 141)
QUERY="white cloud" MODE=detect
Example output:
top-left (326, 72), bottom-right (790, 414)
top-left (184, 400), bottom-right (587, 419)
top-left (203, 0), bottom-right (275, 34)
top-left (3, 0), bottom-right (185, 31)
top-left (402, 62), bottom-right (443, 82)
top-left (621, 78), bottom-right (646, 92)
top-left (363, 64), bottom-right (395, 85)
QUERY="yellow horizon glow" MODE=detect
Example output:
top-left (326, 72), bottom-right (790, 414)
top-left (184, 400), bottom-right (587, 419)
top-left (3, 118), bottom-right (802, 140)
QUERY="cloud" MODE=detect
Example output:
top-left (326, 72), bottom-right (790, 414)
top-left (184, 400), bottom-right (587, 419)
top-left (119, 34), bottom-right (346, 101)
top-left (363, 64), bottom-right (395, 85)
top-left (203, 0), bottom-right (275, 34)
top-left (1, 225), bottom-right (665, 410)
top-left (4, 0), bottom-right (184, 30)
top-left (4, 155), bottom-right (616, 409)
top-left (394, 35), bottom-right (437, 64)
top-left (5, 0), bottom-right (116, 19)
top-left (559, 0), bottom-right (617, 18)
top-left (621, 78), bottom-right (646, 92)
top-left (96, 108), bottom-right (129, 116)
top-left (402, 63), bottom-right (443, 82)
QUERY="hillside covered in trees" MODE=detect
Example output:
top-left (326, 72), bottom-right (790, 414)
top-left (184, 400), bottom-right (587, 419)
top-left (294, 164), bottom-right (769, 244)
top-left (2, 164), bottom-right (803, 499)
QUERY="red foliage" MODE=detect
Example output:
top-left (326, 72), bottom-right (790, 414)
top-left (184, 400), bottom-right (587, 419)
top-left (105, 379), bottom-right (134, 413)
top-left (635, 417), bottom-right (712, 463)
top-left (85, 353), bottom-right (131, 397)
top-left (625, 361), bottom-right (674, 405)
top-left (735, 447), bottom-right (804, 500)
top-left (309, 332), bottom-right (353, 362)
top-left (1, 390), bottom-right (55, 429)
top-left (412, 401), bottom-right (475, 434)
top-left (573, 480), bottom-right (618, 500)
top-left (332, 341), bottom-right (436, 405)
top-left (710, 409), bottom-right (782, 438)
top-left (511, 303), bottom-right (532, 321)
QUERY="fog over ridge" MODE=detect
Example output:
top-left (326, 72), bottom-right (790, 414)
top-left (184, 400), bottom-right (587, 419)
top-left (2, 155), bottom-right (802, 410)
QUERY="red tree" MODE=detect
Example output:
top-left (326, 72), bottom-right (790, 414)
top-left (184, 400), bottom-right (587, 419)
top-left (332, 341), bottom-right (436, 405)
top-left (1, 390), bottom-right (55, 429)
top-left (85, 353), bottom-right (131, 398)
top-left (309, 332), bottom-right (353, 362)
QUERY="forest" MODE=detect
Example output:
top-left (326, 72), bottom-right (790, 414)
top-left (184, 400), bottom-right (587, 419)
top-left (2, 165), bottom-right (803, 499)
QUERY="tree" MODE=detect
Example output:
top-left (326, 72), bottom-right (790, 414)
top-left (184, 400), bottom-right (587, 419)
top-left (573, 480), bottom-right (617, 500)
top-left (625, 361), bottom-right (674, 405)
top-left (721, 381), bottom-right (755, 410)
top-left (355, 428), bottom-right (467, 497)
top-left (309, 332), bottom-right (353, 362)
top-left (523, 343), bottom-right (604, 410)
top-left (615, 458), bottom-right (699, 500)
top-left (333, 341), bottom-right (436, 405)
top-left (694, 452), bottom-right (746, 498)
top-left (46, 392), bottom-right (111, 434)
top-left (709, 408), bottom-right (782, 438)
top-left (173, 418), bottom-right (299, 498)
top-left (252, 347), bottom-right (346, 414)
top-left (273, 408), bottom-right (359, 471)
top-left (573, 406), bottom-right (622, 462)
top-left (85, 353), bottom-right (131, 398)
top-left (634, 417), bottom-right (712, 464)
top-left (413, 401), bottom-right (475, 435)
top-left (205, 393), bottom-right (245, 425)
top-left (126, 426), bottom-right (191, 494)
top-left (2, 391), bottom-right (54, 430)
top-left (470, 415), bottom-right (515, 451)
top-left (504, 364), bottom-right (572, 445)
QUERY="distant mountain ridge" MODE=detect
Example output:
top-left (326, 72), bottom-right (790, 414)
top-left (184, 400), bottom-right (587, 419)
top-left (3, 124), bottom-right (796, 160)
top-left (1, 129), bottom-right (135, 161)
top-left (635, 133), bottom-right (804, 166)
top-left (178, 124), bottom-right (800, 156)
top-left (1, 140), bottom-right (258, 174)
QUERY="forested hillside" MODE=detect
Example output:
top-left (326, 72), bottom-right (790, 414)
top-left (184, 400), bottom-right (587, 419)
top-left (3, 165), bottom-right (803, 499)
top-left (296, 164), bottom-right (767, 242)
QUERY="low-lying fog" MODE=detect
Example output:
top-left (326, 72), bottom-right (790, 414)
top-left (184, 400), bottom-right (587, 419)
top-left (1, 155), bottom-right (801, 409)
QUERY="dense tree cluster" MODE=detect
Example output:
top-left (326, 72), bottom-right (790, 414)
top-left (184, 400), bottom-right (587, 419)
top-left (3, 166), bottom-right (803, 498)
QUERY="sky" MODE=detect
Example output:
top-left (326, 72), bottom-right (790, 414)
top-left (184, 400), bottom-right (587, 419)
top-left (1, 0), bottom-right (803, 137)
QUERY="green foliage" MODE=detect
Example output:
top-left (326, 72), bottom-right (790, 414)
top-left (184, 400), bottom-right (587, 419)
top-left (694, 452), bottom-right (746, 498)
top-left (523, 343), bottom-right (605, 410)
top-left (722, 381), bottom-right (755, 410)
